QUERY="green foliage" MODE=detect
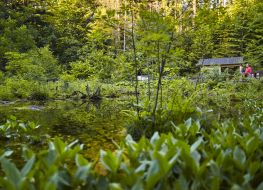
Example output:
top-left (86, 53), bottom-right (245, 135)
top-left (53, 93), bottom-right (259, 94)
top-left (125, 77), bottom-right (263, 139)
top-left (29, 90), bottom-right (49, 101)
top-left (201, 66), bottom-right (230, 86)
top-left (70, 50), bottom-right (126, 81)
top-left (0, 116), bottom-right (40, 140)
top-left (0, 109), bottom-right (262, 189)
top-left (0, 71), bottom-right (4, 85)
top-left (5, 47), bottom-right (60, 81)
top-left (244, 2), bottom-right (263, 68)
top-left (0, 78), bottom-right (52, 100)
top-left (0, 18), bottom-right (36, 69)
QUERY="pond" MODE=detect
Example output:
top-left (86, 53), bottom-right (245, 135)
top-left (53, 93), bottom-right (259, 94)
top-left (0, 98), bottom-right (131, 160)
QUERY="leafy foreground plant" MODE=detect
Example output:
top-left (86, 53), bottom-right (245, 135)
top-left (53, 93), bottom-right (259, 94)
top-left (0, 116), bottom-right (40, 141)
top-left (0, 110), bottom-right (263, 190)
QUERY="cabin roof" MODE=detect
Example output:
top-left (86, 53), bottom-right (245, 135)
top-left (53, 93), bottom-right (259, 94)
top-left (197, 57), bottom-right (244, 66)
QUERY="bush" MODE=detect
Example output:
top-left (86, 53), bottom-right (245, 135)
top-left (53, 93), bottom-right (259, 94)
top-left (5, 47), bottom-right (60, 81)
top-left (0, 78), bottom-right (51, 100)
top-left (29, 90), bottom-right (49, 101)
top-left (0, 86), bottom-right (14, 100)
top-left (4, 78), bottom-right (33, 99)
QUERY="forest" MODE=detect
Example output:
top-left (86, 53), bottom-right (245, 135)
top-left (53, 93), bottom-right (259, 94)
top-left (0, 0), bottom-right (263, 189)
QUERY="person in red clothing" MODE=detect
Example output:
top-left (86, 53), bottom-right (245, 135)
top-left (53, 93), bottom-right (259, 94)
top-left (244, 64), bottom-right (252, 77)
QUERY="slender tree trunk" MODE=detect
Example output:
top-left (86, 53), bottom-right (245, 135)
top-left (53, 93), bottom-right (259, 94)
top-left (193, 0), bottom-right (197, 17)
top-left (131, 4), bottom-right (140, 118)
top-left (123, 0), bottom-right (127, 51)
top-left (152, 33), bottom-right (174, 124)
top-left (195, 56), bottom-right (204, 91)
top-left (152, 41), bottom-right (161, 118)
top-left (192, 0), bottom-right (197, 27)
top-left (147, 58), bottom-right (151, 102)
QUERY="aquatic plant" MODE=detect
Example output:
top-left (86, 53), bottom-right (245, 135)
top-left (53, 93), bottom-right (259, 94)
top-left (0, 116), bottom-right (40, 141)
top-left (0, 108), bottom-right (262, 189)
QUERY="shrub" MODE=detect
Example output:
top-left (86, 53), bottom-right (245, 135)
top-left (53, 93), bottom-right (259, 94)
top-left (4, 78), bottom-right (33, 99)
top-left (29, 90), bottom-right (49, 101)
top-left (5, 47), bottom-right (60, 81)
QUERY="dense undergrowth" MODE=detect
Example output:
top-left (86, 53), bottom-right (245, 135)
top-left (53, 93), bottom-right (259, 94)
top-left (0, 105), bottom-right (262, 190)
top-left (125, 77), bottom-right (263, 139)
top-left (0, 78), bottom-right (134, 101)
top-left (0, 76), bottom-right (262, 190)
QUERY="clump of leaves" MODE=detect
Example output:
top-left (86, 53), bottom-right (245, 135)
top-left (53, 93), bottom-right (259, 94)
top-left (0, 116), bottom-right (40, 141)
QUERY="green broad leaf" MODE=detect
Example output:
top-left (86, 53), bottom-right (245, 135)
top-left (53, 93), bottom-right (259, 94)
top-left (195, 120), bottom-right (201, 131)
top-left (97, 177), bottom-right (108, 190)
top-left (196, 107), bottom-right (203, 115)
top-left (21, 155), bottom-right (35, 177)
top-left (231, 184), bottom-right (242, 190)
top-left (109, 183), bottom-right (123, 190)
top-left (210, 177), bottom-right (220, 190)
top-left (100, 150), bottom-right (121, 173)
top-left (49, 171), bottom-right (70, 187)
top-left (0, 125), bottom-right (5, 131)
top-left (9, 115), bottom-right (17, 121)
top-left (257, 181), bottom-right (263, 190)
top-left (75, 154), bottom-right (89, 167)
top-left (1, 150), bottom-right (13, 157)
top-left (154, 152), bottom-right (170, 175)
top-left (53, 138), bottom-right (66, 155)
top-left (67, 139), bottom-right (79, 149)
top-left (125, 134), bottom-right (137, 151)
top-left (0, 177), bottom-right (16, 190)
top-left (125, 134), bottom-right (134, 143)
top-left (233, 146), bottom-right (246, 165)
top-left (208, 161), bottom-right (220, 177)
top-left (48, 141), bottom-right (56, 151)
top-left (168, 150), bottom-right (181, 166)
top-left (170, 121), bottom-right (178, 131)
top-left (75, 165), bottom-right (92, 181)
top-left (245, 137), bottom-right (258, 155)
top-left (135, 160), bottom-right (150, 173)
top-left (44, 183), bottom-right (57, 190)
top-left (185, 118), bottom-right (192, 130)
top-left (243, 173), bottom-right (251, 186)
top-left (249, 161), bottom-right (261, 175)
top-left (0, 157), bottom-right (21, 188)
top-left (190, 150), bottom-right (201, 167)
top-left (46, 149), bottom-right (57, 166)
top-left (176, 141), bottom-right (190, 153)
top-left (190, 138), bottom-right (203, 153)
top-left (22, 147), bottom-right (34, 160)
top-left (150, 132), bottom-right (160, 145)
top-left (131, 181), bottom-right (143, 190)
top-left (146, 160), bottom-right (161, 189)
top-left (18, 123), bottom-right (27, 132)
top-left (175, 175), bottom-right (189, 190)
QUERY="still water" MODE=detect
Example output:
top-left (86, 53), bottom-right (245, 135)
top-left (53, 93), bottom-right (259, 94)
top-left (0, 99), bottom-right (130, 160)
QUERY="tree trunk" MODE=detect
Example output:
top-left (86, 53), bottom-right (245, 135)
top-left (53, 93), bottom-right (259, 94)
top-left (130, 3), bottom-right (140, 118)
top-left (152, 33), bottom-right (174, 125)
top-left (123, 0), bottom-right (127, 51)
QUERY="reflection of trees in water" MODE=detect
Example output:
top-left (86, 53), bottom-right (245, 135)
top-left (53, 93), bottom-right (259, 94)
top-left (0, 99), bottom-right (128, 147)
top-left (50, 99), bottom-right (126, 137)
top-left (78, 99), bottom-right (101, 111)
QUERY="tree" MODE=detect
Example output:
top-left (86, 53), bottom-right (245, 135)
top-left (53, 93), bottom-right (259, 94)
top-left (5, 46), bottom-right (60, 80)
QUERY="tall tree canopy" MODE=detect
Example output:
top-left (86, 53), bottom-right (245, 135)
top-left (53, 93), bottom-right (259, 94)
top-left (0, 0), bottom-right (262, 76)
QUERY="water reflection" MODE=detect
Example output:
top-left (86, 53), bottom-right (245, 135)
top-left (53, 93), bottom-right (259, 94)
top-left (0, 99), bottom-right (128, 160)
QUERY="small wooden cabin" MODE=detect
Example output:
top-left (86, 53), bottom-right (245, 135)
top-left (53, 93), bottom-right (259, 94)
top-left (196, 57), bottom-right (244, 73)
